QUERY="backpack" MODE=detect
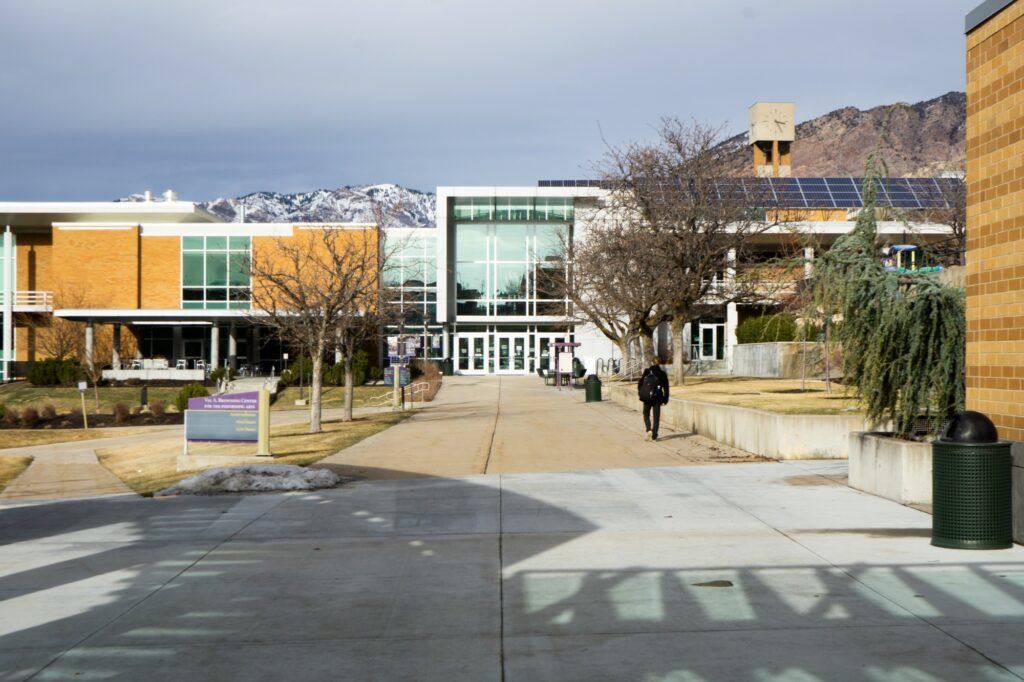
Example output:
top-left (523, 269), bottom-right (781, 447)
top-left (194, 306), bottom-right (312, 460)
top-left (638, 371), bottom-right (663, 403)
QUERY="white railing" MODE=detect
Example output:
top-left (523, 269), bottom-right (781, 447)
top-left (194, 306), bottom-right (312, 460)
top-left (0, 290), bottom-right (53, 309)
top-left (608, 357), bottom-right (645, 382)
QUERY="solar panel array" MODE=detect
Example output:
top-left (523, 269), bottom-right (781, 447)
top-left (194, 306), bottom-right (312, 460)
top-left (537, 177), bottom-right (961, 210)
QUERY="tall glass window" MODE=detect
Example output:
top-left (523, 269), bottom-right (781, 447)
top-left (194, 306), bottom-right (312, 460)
top-left (383, 230), bottom-right (442, 357)
top-left (181, 236), bottom-right (251, 310)
top-left (454, 219), bottom-right (570, 318)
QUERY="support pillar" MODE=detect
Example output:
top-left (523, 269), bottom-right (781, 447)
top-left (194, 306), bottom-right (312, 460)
top-left (112, 323), bottom-right (121, 369)
top-left (2, 226), bottom-right (12, 381)
top-left (252, 327), bottom-right (261, 366)
top-left (725, 303), bottom-right (738, 372)
top-left (725, 247), bottom-right (738, 372)
top-left (172, 326), bottom-right (183, 363)
top-left (84, 320), bottom-right (95, 374)
top-left (442, 323), bottom-right (451, 360)
top-left (228, 323), bottom-right (237, 372)
top-left (210, 324), bottom-right (220, 370)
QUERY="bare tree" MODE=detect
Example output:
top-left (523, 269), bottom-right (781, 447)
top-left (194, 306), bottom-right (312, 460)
top-left (567, 218), bottom-right (667, 368)
top-left (250, 226), bottom-right (381, 432)
top-left (598, 118), bottom-right (777, 384)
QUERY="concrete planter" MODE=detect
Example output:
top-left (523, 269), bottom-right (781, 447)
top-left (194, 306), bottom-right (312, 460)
top-left (607, 383), bottom-right (868, 459)
top-left (848, 432), bottom-right (932, 505)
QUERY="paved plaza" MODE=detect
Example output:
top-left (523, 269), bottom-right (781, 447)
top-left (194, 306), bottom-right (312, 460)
top-left (2, 378), bottom-right (1024, 680)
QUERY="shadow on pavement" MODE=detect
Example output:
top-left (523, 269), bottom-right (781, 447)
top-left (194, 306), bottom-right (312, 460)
top-left (1, 465), bottom-right (1024, 680)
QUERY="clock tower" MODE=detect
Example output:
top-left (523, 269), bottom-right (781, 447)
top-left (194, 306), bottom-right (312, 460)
top-left (748, 102), bottom-right (795, 177)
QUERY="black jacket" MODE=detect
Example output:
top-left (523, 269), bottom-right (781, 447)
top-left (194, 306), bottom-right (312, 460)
top-left (638, 365), bottom-right (670, 404)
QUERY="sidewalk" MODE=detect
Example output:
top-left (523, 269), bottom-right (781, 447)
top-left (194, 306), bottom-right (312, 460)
top-left (2, 459), bottom-right (1023, 680)
top-left (316, 375), bottom-right (761, 479)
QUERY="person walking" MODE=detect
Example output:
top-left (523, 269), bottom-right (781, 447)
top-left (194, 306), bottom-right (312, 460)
top-left (637, 355), bottom-right (669, 441)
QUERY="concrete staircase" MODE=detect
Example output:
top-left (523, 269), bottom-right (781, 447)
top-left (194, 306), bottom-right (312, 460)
top-left (223, 376), bottom-right (281, 395)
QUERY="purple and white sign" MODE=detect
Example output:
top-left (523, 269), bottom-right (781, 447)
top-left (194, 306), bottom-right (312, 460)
top-left (188, 391), bottom-right (259, 411)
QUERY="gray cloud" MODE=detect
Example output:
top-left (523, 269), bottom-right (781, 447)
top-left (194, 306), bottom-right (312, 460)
top-left (0, 0), bottom-right (969, 200)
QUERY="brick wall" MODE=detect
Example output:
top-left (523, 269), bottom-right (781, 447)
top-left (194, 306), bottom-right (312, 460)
top-left (966, 0), bottom-right (1024, 440)
top-left (139, 236), bottom-right (181, 309)
top-left (52, 226), bottom-right (140, 309)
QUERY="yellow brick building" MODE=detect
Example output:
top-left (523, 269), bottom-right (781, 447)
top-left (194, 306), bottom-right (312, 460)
top-left (0, 200), bottom-right (378, 381)
top-left (966, 0), bottom-right (1024, 440)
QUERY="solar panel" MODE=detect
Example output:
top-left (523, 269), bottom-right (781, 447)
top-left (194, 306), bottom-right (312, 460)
top-left (535, 176), bottom-right (961, 210)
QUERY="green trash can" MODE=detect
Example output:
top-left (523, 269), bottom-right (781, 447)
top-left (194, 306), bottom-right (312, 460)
top-left (441, 358), bottom-right (454, 377)
top-left (584, 374), bottom-right (602, 403)
top-left (932, 411), bottom-right (1012, 550)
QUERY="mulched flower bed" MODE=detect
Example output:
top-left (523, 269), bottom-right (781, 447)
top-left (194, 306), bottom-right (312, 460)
top-left (0, 412), bottom-right (184, 430)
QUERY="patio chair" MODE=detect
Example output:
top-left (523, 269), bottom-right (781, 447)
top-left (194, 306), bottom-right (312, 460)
top-left (175, 359), bottom-right (187, 370)
top-left (194, 359), bottom-right (206, 371)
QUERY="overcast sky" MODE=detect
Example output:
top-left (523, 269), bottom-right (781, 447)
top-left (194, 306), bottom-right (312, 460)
top-left (0, 0), bottom-right (971, 201)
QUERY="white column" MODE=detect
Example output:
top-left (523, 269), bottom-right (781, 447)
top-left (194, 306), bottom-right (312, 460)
top-left (725, 248), bottom-right (738, 372)
top-left (2, 226), bottom-right (12, 382)
top-left (682, 322), bottom-right (691, 361)
top-left (725, 304), bottom-right (738, 372)
top-left (84, 320), bottom-right (95, 374)
top-left (112, 323), bottom-right (121, 369)
top-left (228, 323), bottom-right (237, 371)
top-left (804, 246), bottom-right (815, 279)
top-left (210, 324), bottom-right (220, 369)
top-left (252, 327), bottom-right (261, 365)
top-left (442, 323), bottom-right (451, 359)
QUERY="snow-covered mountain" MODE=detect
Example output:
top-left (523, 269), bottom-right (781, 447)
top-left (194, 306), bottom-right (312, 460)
top-left (123, 184), bottom-right (436, 227)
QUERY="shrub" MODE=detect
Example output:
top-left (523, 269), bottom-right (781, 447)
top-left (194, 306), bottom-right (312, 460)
top-left (112, 402), bottom-right (131, 424)
top-left (0, 403), bottom-right (5, 419)
top-left (209, 367), bottom-right (235, 384)
top-left (325, 350), bottom-right (370, 387)
top-left (132, 405), bottom-right (143, 416)
top-left (409, 359), bottom-right (443, 402)
top-left (175, 383), bottom-right (210, 413)
top-left (369, 366), bottom-right (383, 383)
top-left (2, 408), bottom-right (20, 427)
top-left (20, 407), bottom-right (39, 428)
top-left (41, 404), bottom-right (57, 420)
top-left (149, 399), bottom-right (167, 417)
top-left (27, 359), bottom-right (83, 386)
top-left (736, 314), bottom-right (798, 344)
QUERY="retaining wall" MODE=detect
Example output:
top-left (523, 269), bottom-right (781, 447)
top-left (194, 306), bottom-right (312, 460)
top-left (606, 382), bottom-right (867, 459)
top-left (848, 432), bottom-right (932, 505)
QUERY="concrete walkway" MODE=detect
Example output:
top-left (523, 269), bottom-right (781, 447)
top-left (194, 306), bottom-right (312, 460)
top-left (3, 460), bottom-right (1024, 680)
top-left (317, 376), bottom-right (759, 479)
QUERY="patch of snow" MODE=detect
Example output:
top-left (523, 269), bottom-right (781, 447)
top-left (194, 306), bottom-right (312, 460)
top-left (155, 464), bottom-right (342, 497)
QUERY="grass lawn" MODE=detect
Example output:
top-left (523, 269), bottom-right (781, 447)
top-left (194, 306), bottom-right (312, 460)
top-left (662, 377), bottom-right (861, 415)
top-left (0, 427), bottom-right (167, 449)
top-left (271, 385), bottom-right (394, 411)
top-left (0, 383), bottom-right (182, 414)
top-left (97, 411), bottom-right (410, 496)
top-left (0, 455), bottom-right (33, 492)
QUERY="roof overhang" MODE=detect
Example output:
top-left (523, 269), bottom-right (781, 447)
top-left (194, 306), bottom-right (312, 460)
top-left (0, 201), bottom-right (222, 228)
top-left (966, 0), bottom-right (1016, 33)
top-left (54, 308), bottom-right (263, 323)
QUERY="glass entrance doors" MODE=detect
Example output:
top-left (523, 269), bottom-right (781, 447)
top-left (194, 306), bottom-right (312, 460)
top-left (456, 334), bottom-right (488, 374)
top-left (699, 323), bottom-right (725, 360)
top-left (495, 334), bottom-right (527, 374)
top-left (535, 334), bottom-right (566, 373)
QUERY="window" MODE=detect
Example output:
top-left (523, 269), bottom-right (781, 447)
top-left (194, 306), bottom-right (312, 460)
top-left (181, 235), bottom-right (251, 309)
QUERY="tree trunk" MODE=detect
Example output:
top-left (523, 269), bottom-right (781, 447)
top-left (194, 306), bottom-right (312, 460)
top-left (309, 352), bottom-right (323, 433)
top-left (823, 320), bottom-right (832, 395)
top-left (343, 348), bottom-right (354, 422)
top-left (92, 380), bottom-right (100, 413)
top-left (671, 316), bottom-right (686, 386)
